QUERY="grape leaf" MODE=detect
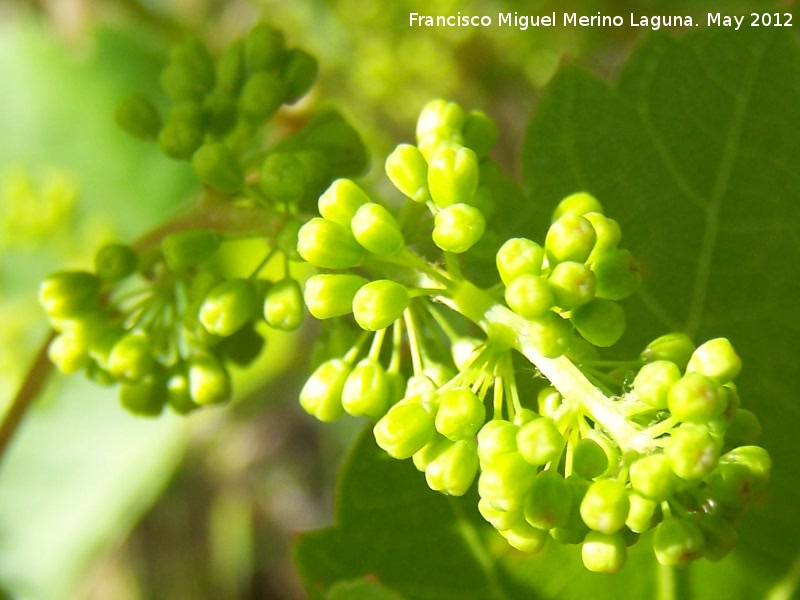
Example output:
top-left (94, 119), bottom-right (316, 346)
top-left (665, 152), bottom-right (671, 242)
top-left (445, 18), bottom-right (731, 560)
top-left (326, 577), bottom-right (407, 600)
top-left (296, 26), bottom-right (797, 600)
top-left (294, 428), bottom-right (534, 600)
top-left (521, 24), bottom-right (800, 586)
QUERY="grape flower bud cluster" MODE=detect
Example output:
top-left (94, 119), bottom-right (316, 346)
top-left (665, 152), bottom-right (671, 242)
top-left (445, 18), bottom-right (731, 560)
top-left (35, 20), bottom-right (770, 573)
top-left (38, 23), bottom-right (367, 415)
top-left (294, 99), bottom-right (771, 573)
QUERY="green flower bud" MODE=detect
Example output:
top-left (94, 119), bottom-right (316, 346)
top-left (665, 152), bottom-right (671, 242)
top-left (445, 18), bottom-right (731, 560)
top-left (505, 274), bottom-right (554, 320)
top-left (412, 433), bottom-right (450, 472)
top-left (416, 99), bottom-right (465, 146)
top-left (161, 228), bottom-right (219, 272)
top-left (548, 261), bottom-right (596, 309)
top-left (341, 358), bottom-right (390, 419)
top-left (47, 332), bottom-right (89, 374)
top-left (51, 310), bottom-right (109, 346)
top-left (166, 368), bottom-right (200, 415)
top-left (517, 417), bottom-right (564, 466)
top-left (303, 274), bottom-right (367, 320)
top-left (298, 111), bottom-right (368, 177)
top-left (653, 518), bottom-right (705, 566)
top-left (572, 438), bottom-right (609, 479)
top-left (404, 375), bottom-right (437, 398)
top-left (299, 358), bottom-right (350, 422)
top-left (263, 278), bottom-right (304, 331)
top-left (39, 270), bottom-right (101, 319)
top-left (462, 110), bottom-right (498, 158)
top-left (279, 48), bottom-right (317, 104)
top-left (686, 338), bottom-right (742, 384)
top-left (244, 24), bottom-right (286, 73)
top-left (664, 423), bottom-right (720, 481)
top-left (192, 142), bottom-right (243, 193)
top-left (719, 445), bottom-right (771, 488)
top-left (434, 387), bottom-right (486, 441)
top-left (425, 438), bottom-right (479, 496)
top-left (537, 386), bottom-right (562, 418)
top-left (240, 71), bottom-right (287, 122)
top-left (529, 312), bottom-right (572, 358)
top-left (114, 93), bottom-right (161, 140)
top-left (158, 102), bottom-right (206, 160)
top-left (625, 492), bottom-right (659, 533)
top-left (199, 278), bottom-right (258, 337)
top-left (188, 352), bottom-right (231, 405)
top-left (108, 331), bottom-right (153, 382)
top-left (214, 40), bottom-right (245, 96)
top-left (85, 360), bottom-right (115, 387)
top-left (629, 454), bottom-right (677, 501)
top-left (552, 192), bottom-right (604, 221)
top-left (500, 521), bottom-right (549, 554)
top-left (706, 462), bottom-right (754, 507)
top-left (641, 332), bottom-right (695, 370)
top-left (160, 38), bottom-right (215, 102)
top-left (432, 203), bottom-right (485, 253)
top-left (260, 152), bottom-right (308, 204)
top-left (524, 470), bottom-right (572, 530)
top-left (94, 243), bottom-right (138, 282)
top-left (584, 212), bottom-right (621, 262)
top-left (477, 420), bottom-right (519, 466)
top-left (549, 476), bottom-right (591, 544)
top-left (351, 202), bottom-right (404, 255)
top-left (478, 497), bottom-right (524, 531)
top-left (669, 372), bottom-right (727, 423)
top-left (217, 322), bottom-right (265, 366)
top-left (352, 280), bottom-right (409, 331)
top-left (297, 217), bottom-right (366, 269)
top-left (545, 213), bottom-right (597, 265)
top-left (570, 298), bottom-right (625, 348)
top-left (385, 143), bottom-right (428, 202)
top-left (478, 451), bottom-right (536, 512)
top-left (119, 371), bottom-right (168, 417)
top-left (633, 360), bottom-right (681, 410)
top-left (725, 408), bottom-right (762, 447)
top-left (373, 401), bottom-right (436, 459)
top-left (581, 531), bottom-right (627, 574)
top-left (496, 237), bottom-right (544, 285)
top-left (590, 249), bottom-right (641, 300)
top-left (580, 479), bottom-right (630, 534)
top-left (317, 179), bottom-right (370, 226)
top-left (427, 146), bottom-right (479, 208)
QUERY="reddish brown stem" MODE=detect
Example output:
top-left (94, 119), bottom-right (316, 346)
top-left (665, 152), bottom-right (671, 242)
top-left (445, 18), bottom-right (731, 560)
top-left (0, 330), bottom-right (57, 459)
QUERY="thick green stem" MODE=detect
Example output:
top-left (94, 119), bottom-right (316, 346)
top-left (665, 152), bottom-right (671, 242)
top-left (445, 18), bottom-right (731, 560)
top-left (657, 563), bottom-right (691, 600)
top-left (438, 280), bottom-right (656, 454)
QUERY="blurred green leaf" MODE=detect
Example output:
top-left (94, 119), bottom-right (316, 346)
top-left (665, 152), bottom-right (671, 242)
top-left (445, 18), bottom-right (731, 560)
top-left (0, 17), bottom-right (198, 600)
top-left (521, 24), bottom-right (800, 588)
top-left (294, 428), bottom-right (531, 600)
top-left (326, 577), bottom-right (407, 600)
top-left (0, 376), bottom-right (187, 599)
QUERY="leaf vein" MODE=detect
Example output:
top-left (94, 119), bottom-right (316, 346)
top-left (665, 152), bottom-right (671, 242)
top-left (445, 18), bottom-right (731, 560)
top-left (686, 35), bottom-right (772, 334)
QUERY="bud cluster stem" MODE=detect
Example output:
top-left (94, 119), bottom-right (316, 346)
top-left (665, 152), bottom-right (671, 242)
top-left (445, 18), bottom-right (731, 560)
top-left (438, 280), bottom-right (656, 454)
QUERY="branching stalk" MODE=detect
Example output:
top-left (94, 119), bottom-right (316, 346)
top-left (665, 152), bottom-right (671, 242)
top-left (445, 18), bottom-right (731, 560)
top-left (1, 198), bottom-right (286, 466)
top-left (438, 280), bottom-right (656, 454)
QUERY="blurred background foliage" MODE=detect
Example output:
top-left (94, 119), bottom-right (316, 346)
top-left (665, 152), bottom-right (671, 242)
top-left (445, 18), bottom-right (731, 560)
top-left (0, 0), bottom-right (796, 598)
